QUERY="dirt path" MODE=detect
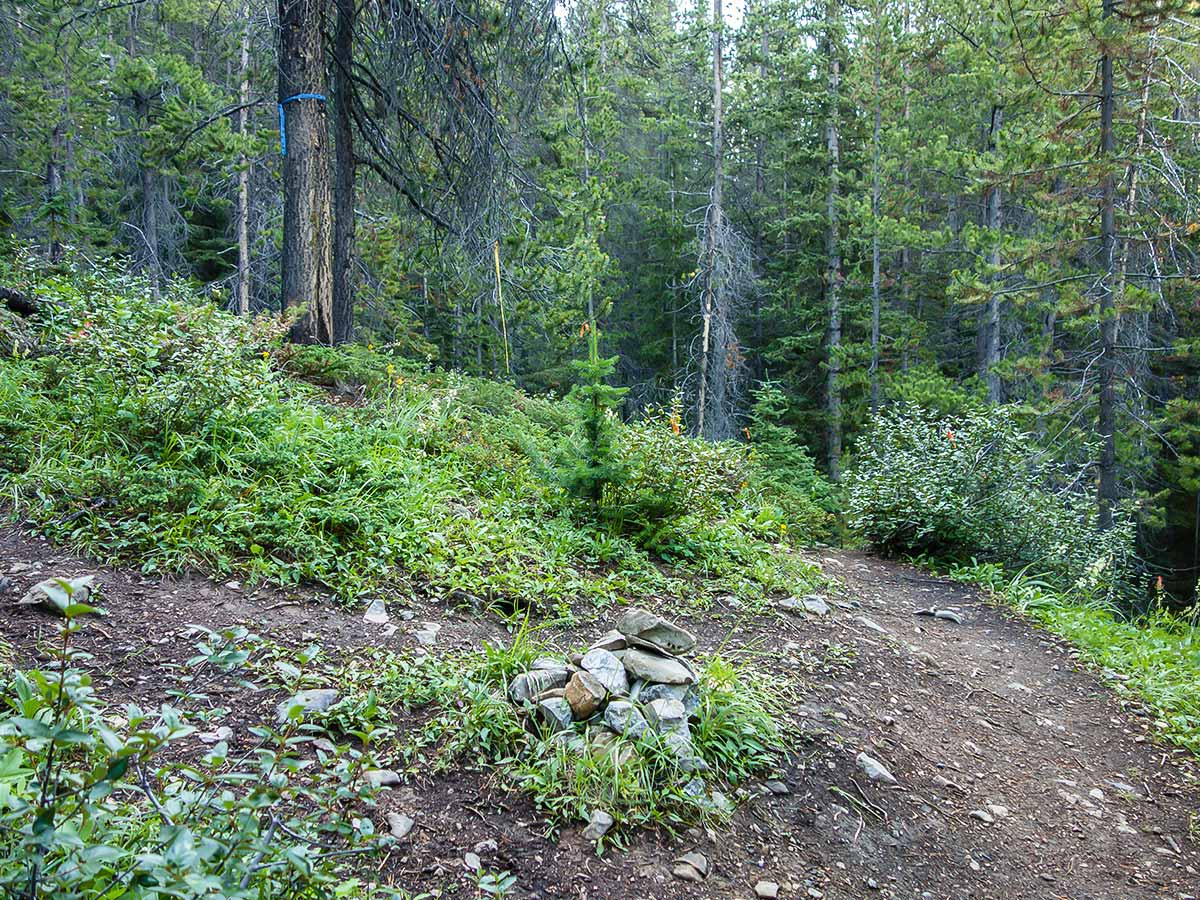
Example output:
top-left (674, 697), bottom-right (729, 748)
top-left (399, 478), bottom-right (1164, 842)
top-left (2, 528), bottom-right (1198, 899)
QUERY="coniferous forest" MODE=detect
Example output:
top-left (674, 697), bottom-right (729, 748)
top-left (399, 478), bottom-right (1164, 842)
top-left (3, 2), bottom-right (1200, 897)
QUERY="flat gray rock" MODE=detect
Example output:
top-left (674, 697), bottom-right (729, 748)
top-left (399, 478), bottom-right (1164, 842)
top-left (276, 688), bottom-right (339, 723)
top-left (622, 648), bottom-right (696, 685)
top-left (603, 700), bottom-right (649, 738)
top-left (856, 751), bottom-right (897, 784)
top-left (617, 607), bottom-right (696, 654)
top-left (509, 668), bottom-right (570, 703)
top-left (538, 697), bottom-right (574, 733)
top-left (640, 681), bottom-right (699, 715)
top-left (581, 808), bottom-right (615, 841)
top-left (581, 647), bottom-right (629, 695)
top-left (386, 812), bottom-right (414, 839)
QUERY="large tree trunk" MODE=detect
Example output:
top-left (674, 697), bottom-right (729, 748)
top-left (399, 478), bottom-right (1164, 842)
top-left (279, 0), bottom-right (333, 344)
top-left (332, 0), bottom-right (356, 344)
top-left (1097, 0), bottom-right (1117, 529)
top-left (981, 104), bottom-right (1003, 404)
top-left (235, 4), bottom-right (252, 316)
top-left (696, 0), bottom-right (724, 440)
top-left (824, 0), bottom-right (842, 480)
top-left (869, 5), bottom-right (881, 416)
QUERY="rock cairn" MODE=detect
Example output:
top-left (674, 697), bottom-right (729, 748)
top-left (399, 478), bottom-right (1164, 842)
top-left (507, 607), bottom-right (710, 778)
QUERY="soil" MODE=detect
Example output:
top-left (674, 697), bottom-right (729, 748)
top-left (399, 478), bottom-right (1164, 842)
top-left (2, 526), bottom-right (1198, 900)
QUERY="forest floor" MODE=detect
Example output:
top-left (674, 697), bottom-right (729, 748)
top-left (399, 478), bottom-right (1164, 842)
top-left (2, 524), bottom-right (1199, 900)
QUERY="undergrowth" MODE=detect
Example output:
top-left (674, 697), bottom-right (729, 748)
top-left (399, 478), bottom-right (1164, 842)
top-left (947, 560), bottom-right (1200, 756)
top-left (0, 255), bottom-right (823, 611)
top-left (0, 598), bottom-right (410, 899)
top-left (312, 629), bottom-right (783, 847)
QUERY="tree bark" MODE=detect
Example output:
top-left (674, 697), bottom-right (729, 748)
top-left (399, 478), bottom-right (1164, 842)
top-left (981, 103), bottom-right (1003, 404)
top-left (45, 121), bottom-right (64, 261)
top-left (869, 4), bottom-right (882, 416)
top-left (332, 0), bottom-right (356, 344)
top-left (696, 0), bottom-right (724, 440)
top-left (279, 0), bottom-right (333, 344)
top-left (825, 0), bottom-right (842, 480)
top-left (1097, 0), bottom-right (1117, 529)
top-left (235, 4), bottom-right (252, 316)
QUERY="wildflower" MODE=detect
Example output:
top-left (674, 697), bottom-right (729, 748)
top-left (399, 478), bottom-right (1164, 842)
top-left (386, 363), bottom-right (395, 376)
top-left (580, 322), bottom-right (590, 337)
top-left (743, 426), bottom-right (751, 441)
top-left (946, 428), bottom-right (956, 448)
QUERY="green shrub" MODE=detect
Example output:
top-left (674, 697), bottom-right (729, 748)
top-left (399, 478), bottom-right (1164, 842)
top-left (0, 599), bottom-right (395, 899)
top-left (847, 404), bottom-right (1136, 600)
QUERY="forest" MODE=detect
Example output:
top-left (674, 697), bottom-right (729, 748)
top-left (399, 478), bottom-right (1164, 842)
top-left (3, 0), bottom-right (1199, 593)
top-left (2, 0), bottom-right (1200, 898)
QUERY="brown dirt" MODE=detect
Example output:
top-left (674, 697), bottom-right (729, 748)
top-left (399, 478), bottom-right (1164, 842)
top-left (2, 527), bottom-right (1198, 900)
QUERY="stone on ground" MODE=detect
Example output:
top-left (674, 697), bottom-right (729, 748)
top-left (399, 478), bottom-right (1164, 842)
top-left (856, 751), bottom-right (897, 784)
top-left (617, 607), bottom-right (696, 654)
top-left (386, 811), bottom-right (414, 839)
top-left (276, 688), bottom-right (339, 723)
top-left (582, 809), bottom-right (615, 841)
top-left (621, 647), bottom-right (696, 685)
top-left (581, 647), bottom-right (629, 695)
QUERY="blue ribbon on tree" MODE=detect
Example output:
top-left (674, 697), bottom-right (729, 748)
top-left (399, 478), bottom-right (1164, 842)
top-left (278, 93), bottom-right (327, 156)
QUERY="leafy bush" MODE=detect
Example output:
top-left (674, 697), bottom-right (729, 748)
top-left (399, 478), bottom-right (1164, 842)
top-left (847, 404), bottom-right (1136, 600)
top-left (0, 599), bottom-right (396, 899)
top-left (745, 383), bottom-right (839, 541)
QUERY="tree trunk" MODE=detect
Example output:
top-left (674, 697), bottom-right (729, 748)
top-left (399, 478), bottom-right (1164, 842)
top-left (235, 4), bottom-right (251, 316)
top-left (1097, 0), bottom-right (1117, 529)
top-left (981, 104), bottom-right (1003, 404)
top-left (824, 0), bottom-right (842, 480)
top-left (279, 0), bottom-right (333, 344)
top-left (45, 121), bottom-right (64, 261)
top-left (332, 0), bottom-right (356, 344)
top-left (696, 0), bottom-right (724, 440)
top-left (869, 6), bottom-right (881, 416)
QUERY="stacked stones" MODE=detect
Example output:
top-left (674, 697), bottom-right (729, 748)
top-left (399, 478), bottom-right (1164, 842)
top-left (507, 607), bottom-right (706, 772)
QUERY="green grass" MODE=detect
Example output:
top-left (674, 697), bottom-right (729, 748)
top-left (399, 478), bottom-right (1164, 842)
top-left (311, 630), bottom-right (782, 845)
top-left (947, 560), bottom-right (1200, 755)
top-left (0, 256), bottom-right (823, 613)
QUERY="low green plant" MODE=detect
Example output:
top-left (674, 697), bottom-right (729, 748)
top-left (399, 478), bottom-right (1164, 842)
top-left (0, 592), bottom-right (397, 899)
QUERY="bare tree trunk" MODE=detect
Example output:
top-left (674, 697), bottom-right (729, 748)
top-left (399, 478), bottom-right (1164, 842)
top-left (696, 0), bottom-right (724, 439)
top-left (45, 121), bottom-right (64, 261)
top-left (1097, 0), bottom-right (1117, 529)
top-left (981, 104), bottom-right (1003, 404)
top-left (824, 0), bottom-right (842, 480)
top-left (869, 4), bottom-right (882, 416)
top-left (235, 4), bottom-right (251, 316)
top-left (332, 0), bottom-right (356, 343)
top-left (279, 0), bottom-right (333, 344)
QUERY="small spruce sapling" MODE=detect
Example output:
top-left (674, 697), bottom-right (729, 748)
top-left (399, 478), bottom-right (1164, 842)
top-left (557, 318), bottom-right (628, 507)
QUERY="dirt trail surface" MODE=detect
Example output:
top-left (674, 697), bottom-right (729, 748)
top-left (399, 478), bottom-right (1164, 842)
top-left (2, 526), bottom-right (1198, 900)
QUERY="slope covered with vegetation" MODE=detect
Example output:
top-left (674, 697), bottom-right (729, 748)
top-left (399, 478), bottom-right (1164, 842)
top-left (0, 256), bottom-right (827, 612)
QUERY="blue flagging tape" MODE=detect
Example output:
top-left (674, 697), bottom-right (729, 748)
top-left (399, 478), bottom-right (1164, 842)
top-left (278, 93), bottom-right (327, 155)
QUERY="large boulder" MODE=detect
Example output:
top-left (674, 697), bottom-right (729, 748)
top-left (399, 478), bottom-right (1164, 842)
top-left (617, 607), bottom-right (696, 655)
